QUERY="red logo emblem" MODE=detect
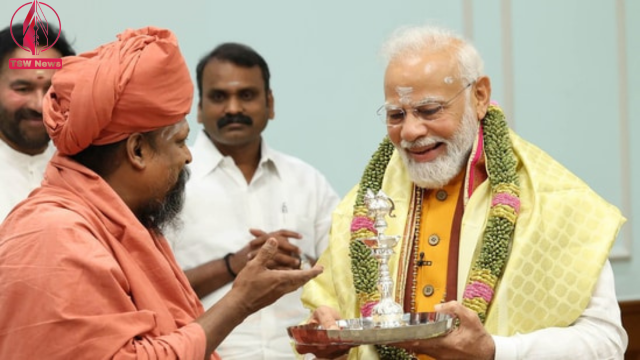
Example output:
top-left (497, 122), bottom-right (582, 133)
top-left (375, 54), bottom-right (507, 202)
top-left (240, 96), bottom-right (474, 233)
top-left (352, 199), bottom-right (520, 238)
top-left (8, 1), bottom-right (63, 69)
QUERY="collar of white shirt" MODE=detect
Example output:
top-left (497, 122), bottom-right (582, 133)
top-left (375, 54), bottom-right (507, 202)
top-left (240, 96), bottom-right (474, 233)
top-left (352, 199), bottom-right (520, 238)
top-left (189, 129), bottom-right (281, 181)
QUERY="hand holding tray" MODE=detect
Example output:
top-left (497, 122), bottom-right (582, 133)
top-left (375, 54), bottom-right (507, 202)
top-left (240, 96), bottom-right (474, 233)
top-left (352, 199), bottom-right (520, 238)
top-left (288, 312), bottom-right (453, 346)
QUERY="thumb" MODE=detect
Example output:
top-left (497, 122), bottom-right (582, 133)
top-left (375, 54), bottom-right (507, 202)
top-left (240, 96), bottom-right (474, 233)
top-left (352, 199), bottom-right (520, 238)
top-left (253, 238), bottom-right (278, 265)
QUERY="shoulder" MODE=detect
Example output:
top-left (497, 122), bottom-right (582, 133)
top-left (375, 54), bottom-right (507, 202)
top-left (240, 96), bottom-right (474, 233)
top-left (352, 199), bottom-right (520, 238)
top-left (269, 148), bottom-right (327, 179)
top-left (510, 131), bottom-right (622, 218)
top-left (1, 193), bottom-right (104, 248)
top-left (0, 205), bottom-right (111, 275)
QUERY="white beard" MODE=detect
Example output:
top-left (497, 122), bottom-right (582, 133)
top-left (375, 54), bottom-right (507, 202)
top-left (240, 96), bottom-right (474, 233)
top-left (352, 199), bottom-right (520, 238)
top-left (397, 102), bottom-right (479, 189)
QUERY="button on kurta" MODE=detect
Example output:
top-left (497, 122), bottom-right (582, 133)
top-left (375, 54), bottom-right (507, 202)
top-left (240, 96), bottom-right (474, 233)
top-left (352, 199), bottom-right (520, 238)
top-left (435, 190), bottom-right (448, 201)
top-left (428, 234), bottom-right (440, 246)
top-left (422, 285), bottom-right (435, 297)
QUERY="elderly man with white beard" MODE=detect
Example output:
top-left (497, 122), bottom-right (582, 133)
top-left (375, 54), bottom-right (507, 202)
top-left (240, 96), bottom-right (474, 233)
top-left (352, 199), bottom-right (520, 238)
top-left (295, 24), bottom-right (627, 360)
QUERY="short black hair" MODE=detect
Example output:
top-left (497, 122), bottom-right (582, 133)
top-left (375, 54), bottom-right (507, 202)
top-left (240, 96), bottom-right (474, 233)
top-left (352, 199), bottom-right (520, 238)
top-left (0, 23), bottom-right (76, 65)
top-left (195, 42), bottom-right (270, 104)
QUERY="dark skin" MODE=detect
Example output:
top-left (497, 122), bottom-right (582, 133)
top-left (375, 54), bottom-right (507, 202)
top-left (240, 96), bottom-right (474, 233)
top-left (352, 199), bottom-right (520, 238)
top-left (184, 59), bottom-right (312, 298)
top-left (105, 121), bottom-right (323, 360)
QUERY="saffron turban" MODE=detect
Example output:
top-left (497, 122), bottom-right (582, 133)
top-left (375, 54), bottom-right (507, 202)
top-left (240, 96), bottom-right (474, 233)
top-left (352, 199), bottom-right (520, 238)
top-left (44, 27), bottom-right (193, 155)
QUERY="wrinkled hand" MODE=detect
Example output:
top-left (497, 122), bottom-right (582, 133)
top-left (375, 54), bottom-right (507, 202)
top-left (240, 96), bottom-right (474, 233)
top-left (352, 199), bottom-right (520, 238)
top-left (231, 229), bottom-right (304, 272)
top-left (231, 238), bottom-right (323, 314)
top-left (295, 306), bottom-right (354, 359)
top-left (389, 301), bottom-right (495, 360)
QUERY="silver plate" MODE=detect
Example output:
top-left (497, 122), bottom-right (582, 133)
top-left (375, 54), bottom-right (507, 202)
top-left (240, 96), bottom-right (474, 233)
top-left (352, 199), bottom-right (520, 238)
top-left (288, 312), bottom-right (453, 346)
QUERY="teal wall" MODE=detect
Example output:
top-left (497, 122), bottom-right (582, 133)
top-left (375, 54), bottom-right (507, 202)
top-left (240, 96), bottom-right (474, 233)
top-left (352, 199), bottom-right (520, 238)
top-left (2, 0), bottom-right (637, 299)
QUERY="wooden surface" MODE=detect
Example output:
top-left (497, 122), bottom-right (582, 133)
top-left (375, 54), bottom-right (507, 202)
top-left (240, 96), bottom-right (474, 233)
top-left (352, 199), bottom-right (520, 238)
top-left (622, 300), bottom-right (640, 360)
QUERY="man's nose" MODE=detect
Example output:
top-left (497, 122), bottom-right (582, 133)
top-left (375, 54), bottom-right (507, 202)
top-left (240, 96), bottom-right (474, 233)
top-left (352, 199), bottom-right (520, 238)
top-left (225, 97), bottom-right (243, 114)
top-left (184, 146), bottom-right (193, 164)
top-left (400, 111), bottom-right (429, 142)
top-left (27, 89), bottom-right (46, 112)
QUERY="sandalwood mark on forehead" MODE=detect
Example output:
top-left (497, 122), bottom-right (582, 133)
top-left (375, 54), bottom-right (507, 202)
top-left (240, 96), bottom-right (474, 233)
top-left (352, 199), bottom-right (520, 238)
top-left (396, 86), bottom-right (413, 105)
top-left (160, 122), bottom-right (182, 141)
top-left (444, 76), bottom-right (454, 84)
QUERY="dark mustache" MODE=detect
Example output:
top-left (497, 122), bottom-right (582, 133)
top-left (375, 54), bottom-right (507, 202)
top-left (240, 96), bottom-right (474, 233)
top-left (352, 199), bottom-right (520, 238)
top-left (15, 108), bottom-right (43, 121)
top-left (217, 114), bottom-right (253, 129)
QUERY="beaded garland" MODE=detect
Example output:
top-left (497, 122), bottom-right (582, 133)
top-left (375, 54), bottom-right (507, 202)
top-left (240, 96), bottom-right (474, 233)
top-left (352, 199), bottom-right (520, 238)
top-left (348, 105), bottom-right (519, 359)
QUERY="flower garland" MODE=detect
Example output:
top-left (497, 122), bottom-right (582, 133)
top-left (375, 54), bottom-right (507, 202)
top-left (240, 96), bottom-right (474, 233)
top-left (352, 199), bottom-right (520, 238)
top-left (348, 105), bottom-right (519, 359)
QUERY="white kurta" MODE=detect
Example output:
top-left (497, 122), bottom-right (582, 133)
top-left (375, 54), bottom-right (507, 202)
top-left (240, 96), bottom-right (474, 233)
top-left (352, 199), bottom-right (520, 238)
top-left (171, 130), bottom-right (341, 359)
top-left (0, 140), bottom-right (54, 221)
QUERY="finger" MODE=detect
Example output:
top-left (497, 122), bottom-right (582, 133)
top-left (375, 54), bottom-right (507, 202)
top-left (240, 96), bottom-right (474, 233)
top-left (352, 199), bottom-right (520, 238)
top-left (435, 300), bottom-right (471, 327)
top-left (252, 238), bottom-right (279, 266)
top-left (271, 252), bottom-right (302, 269)
top-left (249, 228), bottom-right (267, 237)
top-left (314, 305), bottom-right (341, 330)
top-left (278, 265), bottom-right (324, 292)
top-left (434, 300), bottom-right (461, 316)
top-left (249, 236), bottom-right (269, 249)
top-left (274, 229), bottom-right (303, 239)
top-left (272, 238), bottom-right (301, 254)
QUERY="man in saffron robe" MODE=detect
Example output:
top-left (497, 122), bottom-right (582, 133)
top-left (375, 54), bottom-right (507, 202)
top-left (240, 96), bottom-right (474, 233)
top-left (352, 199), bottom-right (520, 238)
top-left (0, 26), bottom-right (322, 360)
top-left (296, 25), bottom-right (627, 359)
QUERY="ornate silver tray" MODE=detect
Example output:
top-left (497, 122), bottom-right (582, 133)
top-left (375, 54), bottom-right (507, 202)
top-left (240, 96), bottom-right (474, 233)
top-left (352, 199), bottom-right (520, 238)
top-left (288, 312), bottom-right (453, 346)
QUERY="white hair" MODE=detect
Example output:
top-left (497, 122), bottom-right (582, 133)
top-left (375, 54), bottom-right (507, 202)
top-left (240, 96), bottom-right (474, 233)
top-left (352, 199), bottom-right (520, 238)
top-left (380, 25), bottom-right (485, 83)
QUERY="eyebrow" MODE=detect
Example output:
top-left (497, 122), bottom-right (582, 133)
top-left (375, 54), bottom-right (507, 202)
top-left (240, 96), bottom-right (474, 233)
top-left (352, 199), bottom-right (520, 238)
top-left (9, 79), bottom-right (52, 88)
top-left (207, 85), bottom-right (259, 93)
top-left (414, 96), bottom-right (446, 106)
top-left (9, 79), bottom-right (34, 87)
top-left (385, 95), bottom-right (445, 108)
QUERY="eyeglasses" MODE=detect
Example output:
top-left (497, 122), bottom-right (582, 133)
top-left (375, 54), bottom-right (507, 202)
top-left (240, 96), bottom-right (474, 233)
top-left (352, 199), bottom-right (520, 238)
top-left (377, 81), bottom-right (475, 128)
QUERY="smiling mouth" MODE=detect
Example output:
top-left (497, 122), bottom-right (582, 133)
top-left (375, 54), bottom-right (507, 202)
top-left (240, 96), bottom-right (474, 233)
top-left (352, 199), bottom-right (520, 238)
top-left (408, 142), bottom-right (442, 155)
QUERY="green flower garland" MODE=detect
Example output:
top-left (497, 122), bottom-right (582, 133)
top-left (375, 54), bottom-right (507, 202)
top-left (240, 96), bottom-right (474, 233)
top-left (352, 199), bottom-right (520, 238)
top-left (348, 105), bottom-right (519, 359)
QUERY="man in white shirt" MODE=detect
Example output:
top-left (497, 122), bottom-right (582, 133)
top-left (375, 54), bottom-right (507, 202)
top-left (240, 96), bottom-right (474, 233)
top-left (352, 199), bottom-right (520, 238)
top-left (0, 24), bottom-right (75, 220)
top-left (171, 43), bottom-right (340, 359)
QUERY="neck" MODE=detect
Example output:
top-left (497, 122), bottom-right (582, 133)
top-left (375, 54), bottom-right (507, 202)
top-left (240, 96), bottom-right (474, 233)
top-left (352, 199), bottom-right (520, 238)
top-left (212, 138), bottom-right (262, 183)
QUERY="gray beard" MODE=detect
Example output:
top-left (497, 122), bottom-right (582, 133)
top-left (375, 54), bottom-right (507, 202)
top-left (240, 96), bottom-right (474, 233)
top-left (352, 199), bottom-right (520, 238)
top-left (397, 102), bottom-right (479, 189)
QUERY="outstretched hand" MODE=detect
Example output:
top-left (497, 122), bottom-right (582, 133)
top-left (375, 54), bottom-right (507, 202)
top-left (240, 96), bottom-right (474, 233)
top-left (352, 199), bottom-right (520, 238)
top-left (231, 238), bottom-right (323, 314)
top-left (389, 301), bottom-right (495, 360)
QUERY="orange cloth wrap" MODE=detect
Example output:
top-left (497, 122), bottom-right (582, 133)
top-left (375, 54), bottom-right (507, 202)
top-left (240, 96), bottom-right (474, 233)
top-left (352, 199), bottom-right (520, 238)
top-left (43, 26), bottom-right (193, 155)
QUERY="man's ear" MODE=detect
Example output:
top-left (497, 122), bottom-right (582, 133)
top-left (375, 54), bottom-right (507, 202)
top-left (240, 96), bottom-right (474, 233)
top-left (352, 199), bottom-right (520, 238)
top-left (197, 101), bottom-right (203, 124)
top-left (125, 133), bottom-right (148, 170)
top-left (267, 89), bottom-right (275, 120)
top-left (474, 76), bottom-right (492, 120)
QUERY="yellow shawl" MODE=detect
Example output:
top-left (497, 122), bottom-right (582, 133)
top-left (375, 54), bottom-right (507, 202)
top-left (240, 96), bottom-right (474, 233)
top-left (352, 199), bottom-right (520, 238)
top-left (301, 131), bottom-right (624, 359)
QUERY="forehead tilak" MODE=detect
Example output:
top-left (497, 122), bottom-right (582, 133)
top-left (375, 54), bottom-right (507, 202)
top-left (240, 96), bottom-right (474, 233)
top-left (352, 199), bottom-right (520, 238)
top-left (159, 122), bottom-right (184, 141)
top-left (392, 74), bottom-right (458, 105)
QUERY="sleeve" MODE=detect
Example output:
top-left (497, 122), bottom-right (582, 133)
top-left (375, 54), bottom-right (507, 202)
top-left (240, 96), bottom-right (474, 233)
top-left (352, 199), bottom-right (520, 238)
top-left (492, 261), bottom-right (627, 360)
